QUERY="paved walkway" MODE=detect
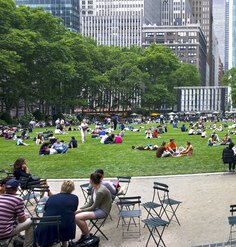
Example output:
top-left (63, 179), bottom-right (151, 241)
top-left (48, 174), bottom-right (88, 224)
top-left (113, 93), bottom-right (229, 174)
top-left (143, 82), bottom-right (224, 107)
top-left (46, 173), bottom-right (236, 247)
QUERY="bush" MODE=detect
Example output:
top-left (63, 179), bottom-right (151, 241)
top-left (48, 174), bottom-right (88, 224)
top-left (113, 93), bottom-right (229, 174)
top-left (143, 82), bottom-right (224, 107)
top-left (0, 112), bottom-right (12, 124)
top-left (0, 119), bottom-right (7, 126)
top-left (19, 113), bottom-right (36, 128)
top-left (33, 109), bottom-right (44, 121)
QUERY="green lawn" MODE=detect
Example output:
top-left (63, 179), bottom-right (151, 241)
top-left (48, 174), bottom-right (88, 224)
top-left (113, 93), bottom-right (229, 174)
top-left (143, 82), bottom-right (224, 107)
top-left (0, 122), bottom-right (229, 179)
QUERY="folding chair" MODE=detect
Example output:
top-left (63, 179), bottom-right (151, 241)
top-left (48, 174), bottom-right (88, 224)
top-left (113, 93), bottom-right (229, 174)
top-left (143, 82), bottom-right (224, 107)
top-left (31, 216), bottom-right (62, 246)
top-left (142, 184), bottom-right (163, 221)
top-left (118, 196), bottom-right (142, 239)
top-left (228, 204), bottom-right (236, 246)
top-left (32, 186), bottom-right (50, 216)
top-left (154, 182), bottom-right (182, 225)
top-left (80, 183), bottom-right (91, 204)
top-left (116, 176), bottom-right (131, 197)
top-left (0, 236), bottom-right (15, 247)
top-left (142, 217), bottom-right (169, 247)
top-left (89, 215), bottom-right (110, 240)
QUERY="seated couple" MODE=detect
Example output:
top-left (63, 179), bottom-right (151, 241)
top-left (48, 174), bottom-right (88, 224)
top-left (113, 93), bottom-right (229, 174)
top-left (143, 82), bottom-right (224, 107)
top-left (39, 138), bottom-right (69, 155)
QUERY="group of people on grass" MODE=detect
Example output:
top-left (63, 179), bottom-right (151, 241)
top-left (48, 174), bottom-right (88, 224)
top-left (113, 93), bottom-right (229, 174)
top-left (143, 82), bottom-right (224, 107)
top-left (0, 157), bottom-right (121, 247)
top-left (38, 137), bottom-right (78, 155)
top-left (132, 138), bottom-right (193, 158)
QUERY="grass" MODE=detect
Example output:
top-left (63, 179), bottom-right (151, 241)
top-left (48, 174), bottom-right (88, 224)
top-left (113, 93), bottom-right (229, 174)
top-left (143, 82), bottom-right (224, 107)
top-left (0, 122), bottom-right (229, 179)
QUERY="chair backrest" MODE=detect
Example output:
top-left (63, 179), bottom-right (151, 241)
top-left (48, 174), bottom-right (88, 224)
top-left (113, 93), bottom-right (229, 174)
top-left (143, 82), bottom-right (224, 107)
top-left (118, 196), bottom-right (141, 209)
top-left (80, 183), bottom-right (91, 203)
top-left (31, 216), bottom-right (62, 245)
top-left (153, 182), bottom-right (169, 204)
top-left (230, 205), bottom-right (236, 215)
top-left (117, 176), bottom-right (131, 196)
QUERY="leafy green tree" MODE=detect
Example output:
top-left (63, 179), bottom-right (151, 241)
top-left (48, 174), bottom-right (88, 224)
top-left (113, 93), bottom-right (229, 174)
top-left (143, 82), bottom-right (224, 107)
top-left (222, 68), bottom-right (236, 107)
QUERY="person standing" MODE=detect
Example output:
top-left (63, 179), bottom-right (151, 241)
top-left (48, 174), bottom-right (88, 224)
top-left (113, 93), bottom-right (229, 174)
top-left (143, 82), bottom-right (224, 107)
top-left (80, 119), bottom-right (88, 143)
top-left (0, 179), bottom-right (33, 247)
top-left (222, 142), bottom-right (236, 172)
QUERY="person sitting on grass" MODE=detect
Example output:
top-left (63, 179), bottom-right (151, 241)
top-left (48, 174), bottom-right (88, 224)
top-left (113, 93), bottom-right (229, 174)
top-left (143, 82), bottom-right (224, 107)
top-left (75, 173), bottom-right (112, 241)
top-left (104, 134), bottom-right (115, 144)
top-left (115, 134), bottom-right (122, 144)
top-left (68, 136), bottom-right (78, 148)
top-left (51, 138), bottom-right (69, 154)
top-left (166, 138), bottom-right (177, 154)
top-left (156, 141), bottom-right (167, 158)
top-left (220, 133), bottom-right (232, 145)
top-left (178, 141), bottom-right (193, 157)
top-left (208, 135), bottom-right (220, 146)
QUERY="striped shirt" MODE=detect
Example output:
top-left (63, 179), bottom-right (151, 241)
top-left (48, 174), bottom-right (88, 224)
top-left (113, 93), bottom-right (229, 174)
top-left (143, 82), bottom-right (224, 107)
top-left (0, 194), bottom-right (25, 239)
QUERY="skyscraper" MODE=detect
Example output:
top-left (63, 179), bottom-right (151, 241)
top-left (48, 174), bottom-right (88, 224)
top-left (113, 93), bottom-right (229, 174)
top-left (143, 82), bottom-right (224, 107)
top-left (212, 0), bottom-right (225, 71)
top-left (80, 0), bottom-right (162, 47)
top-left (225, 0), bottom-right (229, 71)
top-left (229, 0), bottom-right (236, 69)
top-left (15, 0), bottom-right (80, 33)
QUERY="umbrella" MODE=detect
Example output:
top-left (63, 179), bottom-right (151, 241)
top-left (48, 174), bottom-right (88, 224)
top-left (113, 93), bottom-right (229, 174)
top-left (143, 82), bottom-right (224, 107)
top-left (168, 112), bottom-right (175, 115)
top-left (131, 113), bottom-right (138, 116)
top-left (150, 113), bottom-right (160, 117)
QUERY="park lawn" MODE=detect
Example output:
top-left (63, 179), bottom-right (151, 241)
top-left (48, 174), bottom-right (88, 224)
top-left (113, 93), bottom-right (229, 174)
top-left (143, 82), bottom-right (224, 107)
top-left (0, 123), bottom-right (228, 179)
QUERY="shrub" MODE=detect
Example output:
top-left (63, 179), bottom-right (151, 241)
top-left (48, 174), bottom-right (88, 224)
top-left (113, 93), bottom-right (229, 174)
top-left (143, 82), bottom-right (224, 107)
top-left (0, 112), bottom-right (12, 124)
top-left (33, 109), bottom-right (44, 121)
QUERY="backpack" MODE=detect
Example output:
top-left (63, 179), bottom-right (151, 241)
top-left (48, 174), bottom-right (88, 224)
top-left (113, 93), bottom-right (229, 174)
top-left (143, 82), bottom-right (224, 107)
top-left (69, 236), bottom-right (100, 247)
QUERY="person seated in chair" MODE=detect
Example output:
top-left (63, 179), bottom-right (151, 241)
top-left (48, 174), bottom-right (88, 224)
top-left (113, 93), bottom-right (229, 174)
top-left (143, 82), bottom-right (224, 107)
top-left (222, 142), bottom-right (236, 172)
top-left (35, 180), bottom-right (78, 247)
top-left (0, 179), bottom-right (33, 247)
top-left (75, 173), bottom-right (112, 241)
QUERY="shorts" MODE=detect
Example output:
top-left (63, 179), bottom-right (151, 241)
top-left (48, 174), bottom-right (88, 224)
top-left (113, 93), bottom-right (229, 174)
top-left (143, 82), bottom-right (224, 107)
top-left (94, 209), bottom-right (107, 218)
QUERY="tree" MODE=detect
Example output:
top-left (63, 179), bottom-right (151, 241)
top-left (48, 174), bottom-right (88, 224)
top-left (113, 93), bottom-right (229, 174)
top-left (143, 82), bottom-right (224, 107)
top-left (222, 68), bottom-right (236, 107)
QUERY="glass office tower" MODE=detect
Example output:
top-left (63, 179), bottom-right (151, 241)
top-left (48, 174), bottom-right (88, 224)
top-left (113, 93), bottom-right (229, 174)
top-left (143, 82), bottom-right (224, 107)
top-left (16, 0), bottom-right (80, 33)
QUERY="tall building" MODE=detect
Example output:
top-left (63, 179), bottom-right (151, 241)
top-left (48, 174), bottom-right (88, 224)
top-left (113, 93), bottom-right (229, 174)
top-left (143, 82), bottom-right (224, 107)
top-left (190, 0), bottom-right (214, 85)
top-left (229, 0), bottom-right (236, 69)
top-left (161, 0), bottom-right (195, 26)
top-left (142, 24), bottom-right (207, 85)
top-left (225, 0), bottom-right (229, 71)
top-left (212, 0), bottom-right (225, 71)
top-left (80, 0), bottom-right (162, 47)
top-left (15, 0), bottom-right (80, 33)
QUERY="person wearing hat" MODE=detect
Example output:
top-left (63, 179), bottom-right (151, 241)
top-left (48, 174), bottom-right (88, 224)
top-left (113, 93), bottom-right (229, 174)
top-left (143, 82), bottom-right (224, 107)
top-left (0, 179), bottom-right (33, 246)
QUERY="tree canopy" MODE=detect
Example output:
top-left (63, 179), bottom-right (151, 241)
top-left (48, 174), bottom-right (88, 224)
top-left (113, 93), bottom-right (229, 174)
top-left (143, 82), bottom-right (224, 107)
top-left (0, 0), bottom-right (201, 118)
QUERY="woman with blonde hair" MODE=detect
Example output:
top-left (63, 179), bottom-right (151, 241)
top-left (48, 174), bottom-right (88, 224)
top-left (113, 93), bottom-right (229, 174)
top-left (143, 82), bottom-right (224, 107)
top-left (35, 180), bottom-right (79, 247)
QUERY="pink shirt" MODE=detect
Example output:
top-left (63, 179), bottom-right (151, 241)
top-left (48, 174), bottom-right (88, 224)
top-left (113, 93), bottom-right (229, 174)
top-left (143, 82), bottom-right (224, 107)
top-left (115, 135), bottom-right (122, 144)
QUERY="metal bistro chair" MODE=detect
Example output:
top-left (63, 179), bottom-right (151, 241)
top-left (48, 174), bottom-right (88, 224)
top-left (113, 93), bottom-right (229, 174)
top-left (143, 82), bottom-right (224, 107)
top-left (142, 217), bottom-right (169, 247)
top-left (116, 176), bottom-right (131, 197)
top-left (80, 183), bottom-right (92, 204)
top-left (154, 182), bottom-right (182, 225)
top-left (142, 183), bottom-right (163, 221)
top-left (31, 216), bottom-right (62, 247)
top-left (228, 204), bottom-right (236, 246)
top-left (118, 196), bottom-right (142, 239)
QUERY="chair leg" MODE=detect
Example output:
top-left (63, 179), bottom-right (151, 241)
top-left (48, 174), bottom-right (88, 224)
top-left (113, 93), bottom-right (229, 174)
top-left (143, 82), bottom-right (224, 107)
top-left (89, 219), bottom-right (108, 240)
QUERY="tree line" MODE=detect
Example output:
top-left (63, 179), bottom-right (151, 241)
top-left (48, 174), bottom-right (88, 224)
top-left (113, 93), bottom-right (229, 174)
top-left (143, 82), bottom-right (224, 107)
top-left (0, 0), bottom-right (201, 120)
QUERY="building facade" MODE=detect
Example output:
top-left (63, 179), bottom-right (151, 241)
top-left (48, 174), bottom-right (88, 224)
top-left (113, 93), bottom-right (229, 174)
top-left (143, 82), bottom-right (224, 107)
top-left (142, 24), bottom-right (207, 85)
top-left (190, 0), bottom-right (214, 84)
top-left (229, 0), bottom-right (236, 69)
top-left (80, 0), bottom-right (161, 47)
top-left (15, 0), bottom-right (80, 33)
top-left (225, 0), bottom-right (229, 71)
top-left (161, 0), bottom-right (195, 26)
top-left (212, 0), bottom-right (225, 71)
top-left (175, 86), bottom-right (229, 112)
